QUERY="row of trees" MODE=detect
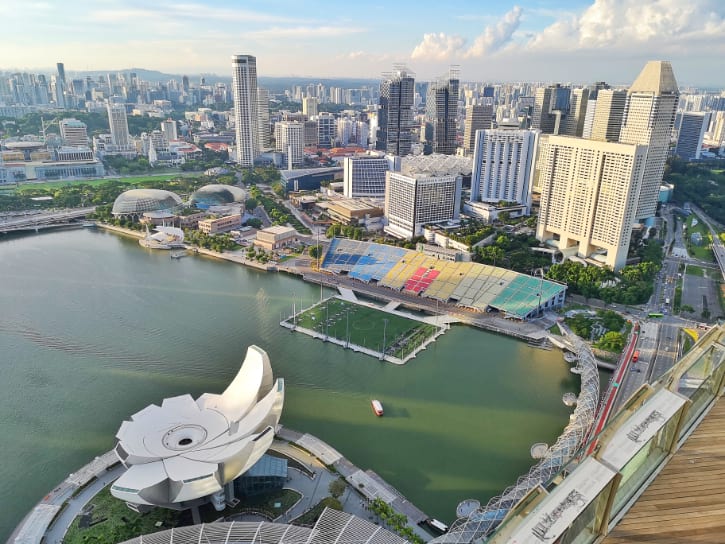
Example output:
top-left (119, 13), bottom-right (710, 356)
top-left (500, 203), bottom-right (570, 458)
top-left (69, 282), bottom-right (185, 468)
top-left (183, 230), bottom-right (238, 252)
top-left (367, 498), bottom-right (424, 544)
top-left (326, 223), bottom-right (365, 240)
top-left (668, 159), bottom-right (725, 224)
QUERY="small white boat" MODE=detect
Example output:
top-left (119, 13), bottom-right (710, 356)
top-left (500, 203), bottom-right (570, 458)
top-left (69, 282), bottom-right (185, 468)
top-left (371, 399), bottom-right (384, 417)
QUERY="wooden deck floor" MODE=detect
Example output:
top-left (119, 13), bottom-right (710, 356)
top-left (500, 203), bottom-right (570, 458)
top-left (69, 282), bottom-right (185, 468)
top-left (603, 395), bottom-right (725, 543)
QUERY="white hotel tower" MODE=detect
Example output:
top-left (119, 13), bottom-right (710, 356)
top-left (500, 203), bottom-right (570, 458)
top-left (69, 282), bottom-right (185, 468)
top-left (232, 54), bottom-right (259, 167)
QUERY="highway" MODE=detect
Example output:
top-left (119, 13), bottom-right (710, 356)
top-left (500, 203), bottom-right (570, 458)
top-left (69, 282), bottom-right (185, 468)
top-left (0, 207), bottom-right (95, 232)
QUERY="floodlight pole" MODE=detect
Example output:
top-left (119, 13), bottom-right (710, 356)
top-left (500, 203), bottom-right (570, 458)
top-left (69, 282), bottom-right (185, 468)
top-left (346, 308), bottom-right (350, 348)
top-left (381, 318), bottom-right (388, 360)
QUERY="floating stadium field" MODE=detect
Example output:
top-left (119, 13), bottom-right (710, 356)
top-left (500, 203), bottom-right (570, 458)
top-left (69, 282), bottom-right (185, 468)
top-left (282, 297), bottom-right (442, 363)
top-left (321, 239), bottom-right (567, 319)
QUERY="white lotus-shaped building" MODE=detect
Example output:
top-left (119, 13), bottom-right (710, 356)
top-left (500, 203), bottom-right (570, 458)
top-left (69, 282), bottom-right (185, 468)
top-left (111, 346), bottom-right (284, 510)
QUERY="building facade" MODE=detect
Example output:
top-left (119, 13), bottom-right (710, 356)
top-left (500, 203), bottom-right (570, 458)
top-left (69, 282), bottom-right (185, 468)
top-left (198, 214), bottom-right (242, 234)
top-left (618, 61), bottom-right (679, 219)
top-left (536, 135), bottom-right (647, 270)
top-left (675, 112), bottom-right (710, 161)
top-left (274, 121), bottom-right (304, 167)
top-left (376, 67), bottom-right (415, 156)
top-left (470, 128), bottom-right (538, 210)
top-left (463, 104), bottom-right (493, 154)
top-left (342, 155), bottom-right (391, 198)
top-left (590, 89), bottom-right (627, 142)
top-left (384, 172), bottom-right (462, 239)
top-left (106, 101), bottom-right (130, 148)
top-left (59, 118), bottom-right (88, 147)
top-left (426, 70), bottom-right (460, 155)
top-left (231, 54), bottom-right (259, 167)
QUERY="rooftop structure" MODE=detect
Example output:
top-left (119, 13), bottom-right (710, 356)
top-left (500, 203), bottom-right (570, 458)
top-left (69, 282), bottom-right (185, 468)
top-left (190, 184), bottom-right (246, 210)
top-left (111, 189), bottom-right (183, 218)
top-left (321, 239), bottom-right (566, 318)
top-left (111, 345), bottom-right (284, 510)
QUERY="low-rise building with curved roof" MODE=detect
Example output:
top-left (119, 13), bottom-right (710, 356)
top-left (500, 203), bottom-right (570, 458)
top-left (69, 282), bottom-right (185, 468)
top-left (112, 189), bottom-right (183, 219)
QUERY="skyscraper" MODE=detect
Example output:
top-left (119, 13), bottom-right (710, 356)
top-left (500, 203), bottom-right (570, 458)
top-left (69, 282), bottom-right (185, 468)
top-left (618, 61), bottom-right (679, 219)
top-left (532, 84), bottom-right (570, 134)
top-left (257, 88), bottom-right (271, 150)
top-left (106, 100), bottom-right (130, 148)
top-left (463, 104), bottom-right (493, 154)
top-left (536, 136), bottom-right (647, 270)
top-left (302, 96), bottom-right (318, 118)
top-left (559, 88), bottom-right (589, 137)
top-left (590, 89), bottom-right (627, 142)
top-left (343, 155), bottom-right (391, 198)
top-left (274, 121), bottom-right (304, 167)
top-left (675, 112), bottom-right (710, 161)
top-left (426, 68), bottom-right (460, 155)
top-left (231, 54), bottom-right (259, 167)
top-left (470, 128), bottom-right (538, 210)
top-left (376, 66), bottom-right (415, 156)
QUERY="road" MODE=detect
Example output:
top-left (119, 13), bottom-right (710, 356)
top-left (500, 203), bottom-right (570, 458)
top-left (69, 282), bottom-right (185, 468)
top-left (0, 207), bottom-right (96, 232)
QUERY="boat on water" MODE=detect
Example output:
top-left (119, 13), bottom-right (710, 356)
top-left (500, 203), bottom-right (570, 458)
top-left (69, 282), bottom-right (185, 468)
top-left (139, 225), bottom-right (185, 250)
top-left (371, 399), bottom-right (384, 417)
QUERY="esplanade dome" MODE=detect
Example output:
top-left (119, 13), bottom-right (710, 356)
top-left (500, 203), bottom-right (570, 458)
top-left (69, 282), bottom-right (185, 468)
top-left (112, 189), bottom-right (183, 217)
top-left (190, 184), bottom-right (245, 209)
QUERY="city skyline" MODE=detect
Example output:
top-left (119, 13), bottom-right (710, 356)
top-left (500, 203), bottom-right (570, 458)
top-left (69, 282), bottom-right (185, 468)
top-left (2, 0), bottom-right (725, 87)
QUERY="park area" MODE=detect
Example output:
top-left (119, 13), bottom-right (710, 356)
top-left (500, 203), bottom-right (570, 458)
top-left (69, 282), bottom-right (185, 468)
top-left (287, 297), bottom-right (441, 361)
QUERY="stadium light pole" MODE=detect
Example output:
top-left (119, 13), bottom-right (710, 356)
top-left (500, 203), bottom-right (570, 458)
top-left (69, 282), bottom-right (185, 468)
top-left (346, 308), bottom-right (350, 348)
top-left (382, 318), bottom-right (388, 360)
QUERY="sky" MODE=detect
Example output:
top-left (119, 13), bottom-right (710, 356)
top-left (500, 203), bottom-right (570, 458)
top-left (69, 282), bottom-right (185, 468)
top-left (3, 0), bottom-right (725, 87)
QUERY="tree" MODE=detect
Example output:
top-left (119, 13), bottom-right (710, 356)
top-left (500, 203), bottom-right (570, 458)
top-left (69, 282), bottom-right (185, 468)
top-left (245, 198), bottom-right (258, 211)
top-left (596, 331), bottom-right (626, 352)
top-left (328, 478), bottom-right (346, 498)
top-left (308, 245), bottom-right (322, 259)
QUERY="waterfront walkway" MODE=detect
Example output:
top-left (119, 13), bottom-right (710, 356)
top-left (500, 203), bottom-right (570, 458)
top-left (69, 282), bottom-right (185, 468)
top-left (10, 428), bottom-right (433, 544)
top-left (603, 395), bottom-right (725, 543)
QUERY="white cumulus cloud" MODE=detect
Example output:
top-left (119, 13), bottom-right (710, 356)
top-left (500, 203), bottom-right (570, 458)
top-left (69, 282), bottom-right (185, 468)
top-left (465, 6), bottom-right (523, 57)
top-left (411, 32), bottom-right (466, 60)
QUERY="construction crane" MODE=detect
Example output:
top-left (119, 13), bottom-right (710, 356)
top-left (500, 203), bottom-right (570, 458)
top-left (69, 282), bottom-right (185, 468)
top-left (40, 116), bottom-right (62, 143)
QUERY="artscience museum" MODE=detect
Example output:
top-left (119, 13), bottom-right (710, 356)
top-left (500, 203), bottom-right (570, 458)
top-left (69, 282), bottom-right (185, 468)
top-left (110, 345), bottom-right (284, 512)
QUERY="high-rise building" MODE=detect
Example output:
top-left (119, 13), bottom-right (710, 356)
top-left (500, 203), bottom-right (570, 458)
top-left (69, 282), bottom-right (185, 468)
top-left (470, 128), bottom-right (539, 210)
top-left (160, 119), bottom-right (178, 142)
top-left (257, 88), bottom-right (271, 149)
top-left (590, 89), bottom-right (627, 142)
top-left (231, 54), bottom-right (259, 167)
top-left (559, 88), bottom-right (589, 137)
top-left (59, 118), bottom-right (89, 147)
top-left (376, 67), bottom-right (415, 156)
top-left (618, 61), bottom-right (679, 219)
top-left (317, 113), bottom-right (336, 148)
top-left (303, 120), bottom-right (318, 147)
top-left (106, 100), bottom-right (130, 148)
top-left (426, 69), bottom-right (460, 155)
top-left (343, 155), bottom-right (391, 198)
top-left (675, 112), bottom-right (710, 161)
top-left (274, 121), bottom-right (304, 167)
top-left (463, 104), bottom-right (493, 154)
top-left (536, 135), bottom-right (648, 270)
top-left (384, 171), bottom-right (461, 239)
top-left (532, 85), bottom-right (570, 134)
top-left (302, 96), bottom-right (318, 117)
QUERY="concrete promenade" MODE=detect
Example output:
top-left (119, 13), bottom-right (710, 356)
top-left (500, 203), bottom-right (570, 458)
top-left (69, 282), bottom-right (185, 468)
top-left (9, 429), bottom-right (433, 544)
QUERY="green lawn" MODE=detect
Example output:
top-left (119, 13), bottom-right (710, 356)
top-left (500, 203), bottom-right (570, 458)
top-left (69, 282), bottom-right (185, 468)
top-left (685, 215), bottom-right (715, 262)
top-left (15, 173), bottom-right (198, 193)
top-left (685, 265), bottom-right (706, 277)
top-left (64, 487), bottom-right (181, 544)
top-left (293, 298), bottom-right (440, 359)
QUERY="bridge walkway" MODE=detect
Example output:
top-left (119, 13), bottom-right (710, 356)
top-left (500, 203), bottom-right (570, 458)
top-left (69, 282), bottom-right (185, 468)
top-left (602, 395), bottom-right (725, 543)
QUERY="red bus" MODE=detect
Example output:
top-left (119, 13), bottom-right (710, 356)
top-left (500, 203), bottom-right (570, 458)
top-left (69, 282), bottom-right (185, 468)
top-left (632, 350), bottom-right (640, 362)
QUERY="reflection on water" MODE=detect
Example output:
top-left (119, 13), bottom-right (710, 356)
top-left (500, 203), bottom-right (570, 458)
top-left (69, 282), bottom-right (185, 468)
top-left (0, 229), bottom-right (574, 539)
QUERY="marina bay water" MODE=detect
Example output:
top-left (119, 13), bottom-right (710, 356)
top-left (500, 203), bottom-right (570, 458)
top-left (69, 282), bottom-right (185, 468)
top-left (0, 229), bottom-right (575, 539)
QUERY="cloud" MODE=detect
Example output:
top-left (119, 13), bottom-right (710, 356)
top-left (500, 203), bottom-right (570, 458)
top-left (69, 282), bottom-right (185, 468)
top-left (411, 33), bottom-right (466, 60)
top-left (527, 0), bottom-right (725, 52)
top-left (465, 6), bottom-right (522, 57)
top-left (410, 6), bottom-right (522, 61)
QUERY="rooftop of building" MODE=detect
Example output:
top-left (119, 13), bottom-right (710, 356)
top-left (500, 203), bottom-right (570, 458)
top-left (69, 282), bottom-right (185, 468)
top-left (629, 60), bottom-right (679, 95)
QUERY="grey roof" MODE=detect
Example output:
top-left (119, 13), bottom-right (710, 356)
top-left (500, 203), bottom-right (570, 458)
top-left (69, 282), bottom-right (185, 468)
top-left (629, 61), bottom-right (679, 94)
top-left (111, 189), bottom-right (183, 215)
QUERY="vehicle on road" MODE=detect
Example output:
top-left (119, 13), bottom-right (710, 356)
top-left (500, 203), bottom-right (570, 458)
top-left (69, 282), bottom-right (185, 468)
top-left (633, 350), bottom-right (640, 362)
